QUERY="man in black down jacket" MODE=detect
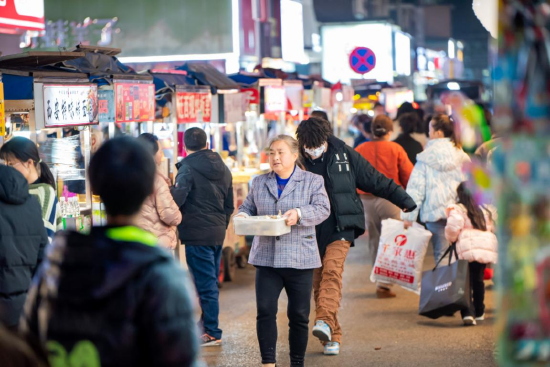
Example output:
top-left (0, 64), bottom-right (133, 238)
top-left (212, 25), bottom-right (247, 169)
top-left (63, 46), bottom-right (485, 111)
top-left (296, 117), bottom-right (417, 356)
top-left (0, 165), bottom-right (47, 330)
top-left (21, 137), bottom-right (201, 367)
top-left (171, 127), bottom-right (234, 346)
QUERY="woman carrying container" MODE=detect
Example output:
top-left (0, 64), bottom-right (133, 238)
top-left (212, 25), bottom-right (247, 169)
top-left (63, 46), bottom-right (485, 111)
top-left (0, 137), bottom-right (60, 242)
top-left (235, 135), bottom-right (330, 367)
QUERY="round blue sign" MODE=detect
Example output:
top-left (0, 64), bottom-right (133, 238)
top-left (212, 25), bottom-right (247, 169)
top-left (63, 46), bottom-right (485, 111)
top-left (349, 47), bottom-right (376, 74)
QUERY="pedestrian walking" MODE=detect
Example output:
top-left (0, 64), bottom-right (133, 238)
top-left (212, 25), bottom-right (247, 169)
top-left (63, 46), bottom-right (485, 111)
top-left (0, 137), bottom-right (60, 242)
top-left (171, 127), bottom-right (234, 347)
top-left (402, 114), bottom-right (471, 263)
top-left (136, 133), bottom-right (182, 250)
top-left (352, 114), bottom-right (372, 148)
top-left (355, 114), bottom-right (414, 298)
top-left (0, 165), bottom-right (48, 330)
top-left (20, 137), bottom-right (201, 367)
top-left (393, 112), bottom-right (424, 164)
top-left (236, 135), bottom-right (330, 367)
top-left (445, 182), bottom-right (498, 326)
top-left (295, 117), bottom-right (416, 355)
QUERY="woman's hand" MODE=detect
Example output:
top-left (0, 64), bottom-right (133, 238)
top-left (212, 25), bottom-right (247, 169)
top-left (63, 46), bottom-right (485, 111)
top-left (284, 209), bottom-right (299, 226)
top-left (234, 212), bottom-right (249, 219)
top-left (403, 220), bottom-right (413, 229)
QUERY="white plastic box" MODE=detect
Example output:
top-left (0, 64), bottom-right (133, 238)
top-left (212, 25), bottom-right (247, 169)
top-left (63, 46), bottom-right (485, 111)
top-left (234, 216), bottom-right (291, 236)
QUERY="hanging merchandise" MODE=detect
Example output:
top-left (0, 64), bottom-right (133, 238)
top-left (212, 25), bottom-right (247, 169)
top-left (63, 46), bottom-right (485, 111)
top-left (493, 1), bottom-right (550, 365)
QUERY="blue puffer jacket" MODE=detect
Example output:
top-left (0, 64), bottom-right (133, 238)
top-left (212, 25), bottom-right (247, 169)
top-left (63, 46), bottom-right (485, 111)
top-left (21, 226), bottom-right (202, 367)
top-left (401, 138), bottom-right (470, 223)
top-left (0, 166), bottom-right (47, 328)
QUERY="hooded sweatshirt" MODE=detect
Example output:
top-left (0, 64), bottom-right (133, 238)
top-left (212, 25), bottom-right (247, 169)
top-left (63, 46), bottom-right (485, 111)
top-left (20, 226), bottom-right (201, 367)
top-left (401, 138), bottom-right (470, 223)
top-left (172, 149), bottom-right (234, 246)
top-left (0, 165), bottom-right (48, 327)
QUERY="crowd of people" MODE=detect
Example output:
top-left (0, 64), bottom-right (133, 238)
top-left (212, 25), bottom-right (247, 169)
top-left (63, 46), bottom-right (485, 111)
top-left (0, 101), bottom-right (499, 367)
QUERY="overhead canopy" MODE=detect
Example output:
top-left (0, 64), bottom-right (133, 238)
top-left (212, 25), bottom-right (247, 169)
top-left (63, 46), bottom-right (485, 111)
top-left (151, 70), bottom-right (196, 91)
top-left (177, 63), bottom-right (240, 93)
top-left (55, 52), bottom-right (150, 86)
top-left (0, 51), bottom-right (86, 69)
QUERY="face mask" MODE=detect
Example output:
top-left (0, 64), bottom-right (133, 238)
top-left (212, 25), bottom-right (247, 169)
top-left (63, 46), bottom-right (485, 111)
top-left (304, 145), bottom-right (325, 158)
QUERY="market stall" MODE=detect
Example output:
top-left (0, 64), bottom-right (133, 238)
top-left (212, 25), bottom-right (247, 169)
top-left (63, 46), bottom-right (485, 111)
top-left (0, 51), bottom-right (97, 231)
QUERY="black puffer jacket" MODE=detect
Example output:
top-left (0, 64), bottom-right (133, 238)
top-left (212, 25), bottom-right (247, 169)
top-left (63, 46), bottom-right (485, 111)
top-left (21, 227), bottom-right (201, 367)
top-left (0, 166), bottom-right (47, 328)
top-left (172, 150), bottom-right (234, 246)
top-left (317, 136), bottom-right (416, 239)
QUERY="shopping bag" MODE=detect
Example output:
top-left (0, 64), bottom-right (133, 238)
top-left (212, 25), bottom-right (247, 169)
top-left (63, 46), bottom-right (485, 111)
top-left (370, 219), bottom-right (432, 294)
top-left (419, 244), bottom-right (471, 319)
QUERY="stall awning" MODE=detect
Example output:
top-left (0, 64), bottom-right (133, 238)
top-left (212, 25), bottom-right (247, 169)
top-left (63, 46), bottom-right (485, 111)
top-left (152, 71), bottom-right (196, 91)
top-left (0, 52), bottom-right (86, 69)
top-left (177, 63), bottom-right (240, 93)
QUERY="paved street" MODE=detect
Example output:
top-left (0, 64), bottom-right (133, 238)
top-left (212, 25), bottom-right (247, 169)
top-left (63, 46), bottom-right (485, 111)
top-left (201, 236), bottom-right (498, 367)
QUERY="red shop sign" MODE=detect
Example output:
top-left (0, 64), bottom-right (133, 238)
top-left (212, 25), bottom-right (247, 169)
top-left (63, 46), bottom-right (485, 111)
top-left (176, 91), bottom-right (212, 123)
top-left (114, 83), bottom-right (155, 123)
top-left (0, 0), bottom-right (45, 32)
top-left (241, 88), bottom-right (259, 107)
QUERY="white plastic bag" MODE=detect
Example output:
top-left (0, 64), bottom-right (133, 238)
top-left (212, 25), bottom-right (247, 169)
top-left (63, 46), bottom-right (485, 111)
top-left (370, 218), bottom-right (432, 294)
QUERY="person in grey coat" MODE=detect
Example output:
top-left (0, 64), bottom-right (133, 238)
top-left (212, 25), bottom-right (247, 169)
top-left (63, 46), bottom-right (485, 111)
top-left (236, 135), bottom-right (330, 367)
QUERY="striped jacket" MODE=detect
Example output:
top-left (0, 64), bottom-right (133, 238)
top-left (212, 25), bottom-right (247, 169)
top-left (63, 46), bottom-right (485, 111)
top-left (238, 166), bottom-right (330, 269)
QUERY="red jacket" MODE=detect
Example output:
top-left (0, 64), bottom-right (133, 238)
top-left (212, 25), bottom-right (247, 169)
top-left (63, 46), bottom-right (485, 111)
top-left (355, 141), bottom-right (413, 195)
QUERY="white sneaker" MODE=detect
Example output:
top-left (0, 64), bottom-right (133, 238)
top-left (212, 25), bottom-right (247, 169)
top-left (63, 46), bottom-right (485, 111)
top-left (463, 316), bottom-right (477, 326)
top-left (312, 320), bottom-right (332, 342)
top-left (324, 342), bottom-right (340, 355)
top-left (475, 314), bottom-right (485, 321)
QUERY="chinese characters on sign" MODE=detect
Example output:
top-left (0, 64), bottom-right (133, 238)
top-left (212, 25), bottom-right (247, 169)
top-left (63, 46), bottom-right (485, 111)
top-left (98, 90), bottom-right (115, 123)
top-left (115, 83), bottom-right (155, 123)
top-left (43, 84), bottom-right (98, 127)
top-left (176, 91), bottom-right (212, 123)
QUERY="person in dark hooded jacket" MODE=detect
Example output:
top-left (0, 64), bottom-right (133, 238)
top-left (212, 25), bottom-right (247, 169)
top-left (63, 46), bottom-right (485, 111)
top-left (0, 165), bottom-right (47, 330)
top-left (171, 127), bottom-right (234, 346)
top-left (20, 137), bottom-right (201, 367)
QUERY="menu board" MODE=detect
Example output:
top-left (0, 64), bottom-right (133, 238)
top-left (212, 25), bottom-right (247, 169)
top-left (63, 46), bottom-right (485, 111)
top-left (42, 84), bottom-right (98, 127)
top-left (115, 83), bottom-right (155, 123)
top-left (264, 86), bottom-right (286, 113)
top-left (98, 90), bottom-right (115, 123)
top-left (176, 91), bottom-right (212, 123)
top-left (223, 93), bottom-right (245, 123)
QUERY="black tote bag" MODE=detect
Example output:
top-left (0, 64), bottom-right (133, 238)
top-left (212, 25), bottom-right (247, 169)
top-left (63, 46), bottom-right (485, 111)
top-left (419, 244), bottom-right (471, 319)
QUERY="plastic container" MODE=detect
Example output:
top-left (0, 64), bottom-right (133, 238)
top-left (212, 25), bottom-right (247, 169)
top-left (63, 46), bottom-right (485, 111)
top-left (234, 216), bottom-right (291, 236)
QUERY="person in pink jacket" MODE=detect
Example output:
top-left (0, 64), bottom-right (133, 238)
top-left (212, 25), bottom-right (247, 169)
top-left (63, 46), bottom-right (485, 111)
top-left (136, 133), bottom-right (182, 249)
top-left (445, 182), bottom-right (498, 326)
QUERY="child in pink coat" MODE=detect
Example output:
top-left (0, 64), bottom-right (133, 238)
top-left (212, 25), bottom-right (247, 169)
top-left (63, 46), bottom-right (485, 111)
top-left (445, 182), bottom-right (498, 326)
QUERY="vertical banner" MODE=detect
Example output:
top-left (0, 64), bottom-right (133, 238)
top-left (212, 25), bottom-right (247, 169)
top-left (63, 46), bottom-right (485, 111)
top-left (114, 83), bottom-right (155, 123)
top-left (176, 91), bottom-right (212, 123)
top-left (223, 93), bottom-right (245, 123)
top-left (264, 86), bottom-right (286, 113)
top-left (98, 90), bottom-right (115, 123)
